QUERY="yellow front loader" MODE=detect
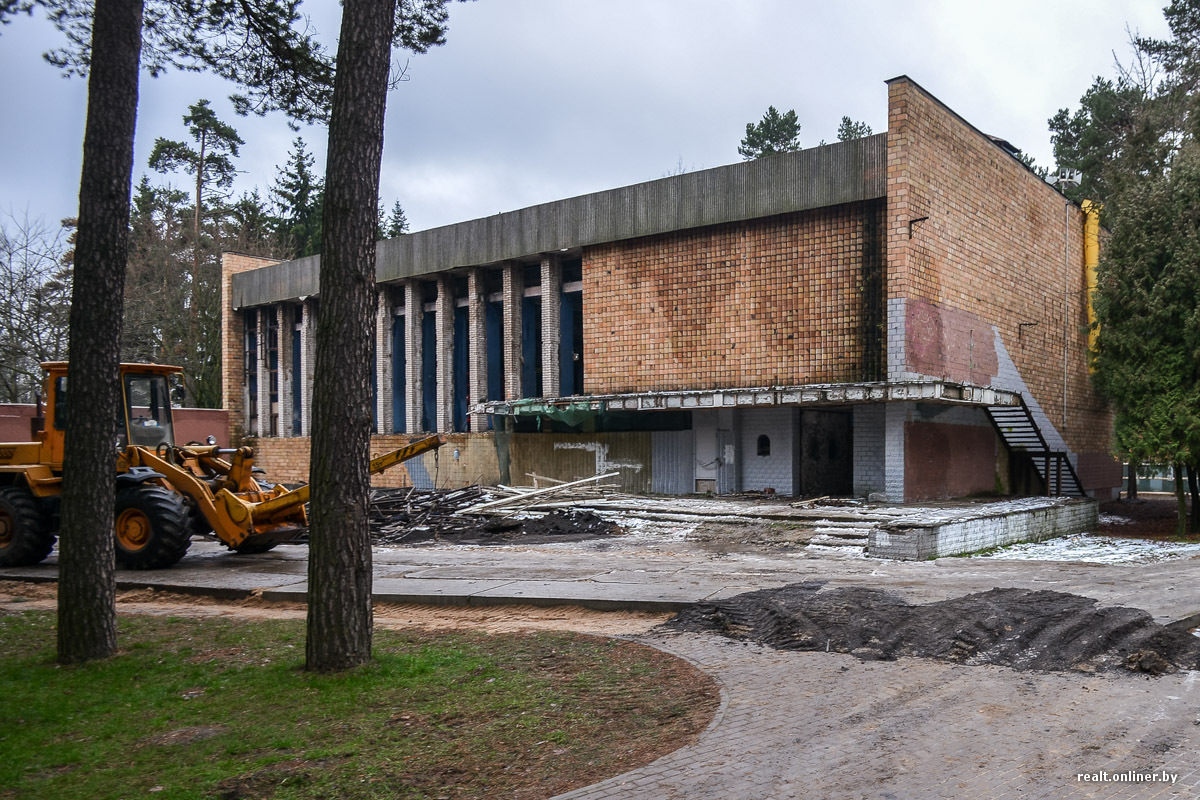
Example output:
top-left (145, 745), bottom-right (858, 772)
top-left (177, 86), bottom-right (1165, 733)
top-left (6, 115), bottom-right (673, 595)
top-left (0, 362), bottom-right (443, 570)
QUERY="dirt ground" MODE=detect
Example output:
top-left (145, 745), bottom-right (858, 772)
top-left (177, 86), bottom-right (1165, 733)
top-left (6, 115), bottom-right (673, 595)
top-left (1099, 495), bottom-right (1198, 539)
top-left (0, 580), bottom-right (670, 636)
top-left (671, 583), bottom-right (1200, 675)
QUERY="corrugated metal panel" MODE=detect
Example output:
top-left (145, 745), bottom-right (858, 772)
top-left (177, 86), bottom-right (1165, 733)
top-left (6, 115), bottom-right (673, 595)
top-left (234, 135), bottom-right (888, 308)
top-left (651, 430), bottom-right (694, 495)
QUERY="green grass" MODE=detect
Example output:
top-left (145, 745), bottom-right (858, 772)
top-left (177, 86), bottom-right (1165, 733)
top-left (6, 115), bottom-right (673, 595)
top-left (0, 612), bottom-right (717, 800)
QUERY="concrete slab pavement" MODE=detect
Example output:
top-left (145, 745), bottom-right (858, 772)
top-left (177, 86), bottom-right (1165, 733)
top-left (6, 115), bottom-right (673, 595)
top-left (2, 535), bottom-right (1199, 624)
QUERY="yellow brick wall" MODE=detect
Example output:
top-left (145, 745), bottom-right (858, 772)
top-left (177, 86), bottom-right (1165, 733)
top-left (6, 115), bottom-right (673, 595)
top-left (583, 202), bottom-right (883, 394)
top-left (220, 252), bottom-right (282, 443)
top-left (886, 78), bottom-right (1114, 469)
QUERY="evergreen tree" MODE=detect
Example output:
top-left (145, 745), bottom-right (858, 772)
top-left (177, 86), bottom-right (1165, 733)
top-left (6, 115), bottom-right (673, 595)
top-left (836, 116), bottom-right (872, 141)
top-left (1092, 143), bottom-right (1200, 534)
top-left (0, 0), bottom-right (341, 664)
top-left (1048, 77), bottom-right (1161, 205)
top-left (271, 136), bottom-right (324, 257)
top-left (146, 101), bottom-right (243, 408)
top-left (385, 199), bottom-right (409, 237)
top-left (226, 188), bottom-right (278, 256)
top-left (738, 105), bottom-right (801, 160)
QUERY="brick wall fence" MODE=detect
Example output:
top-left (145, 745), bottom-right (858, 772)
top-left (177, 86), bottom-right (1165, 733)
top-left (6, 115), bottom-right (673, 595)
top-left (0, 405), bottom-right (230, 447)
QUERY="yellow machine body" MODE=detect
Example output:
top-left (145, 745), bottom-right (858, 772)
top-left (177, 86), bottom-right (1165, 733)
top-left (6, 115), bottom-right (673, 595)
top-left (0, 362), bottom-right (445, 567)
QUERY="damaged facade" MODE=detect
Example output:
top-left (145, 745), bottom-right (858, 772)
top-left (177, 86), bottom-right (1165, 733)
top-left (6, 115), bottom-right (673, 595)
top-left (221, 76), bottom-right (1122, 502)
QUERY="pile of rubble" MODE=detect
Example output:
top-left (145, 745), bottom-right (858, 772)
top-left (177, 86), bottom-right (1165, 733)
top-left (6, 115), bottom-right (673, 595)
top-left (362, 474), bottom-right (622, 546)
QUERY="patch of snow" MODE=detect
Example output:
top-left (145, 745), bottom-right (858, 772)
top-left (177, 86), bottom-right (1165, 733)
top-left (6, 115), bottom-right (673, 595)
top-left (1099, 514), bottom-right (1135, 525)
top-left (973, 533), bottom-right (1200, 564)
top-left (804, 544), bottom-right (869, 559)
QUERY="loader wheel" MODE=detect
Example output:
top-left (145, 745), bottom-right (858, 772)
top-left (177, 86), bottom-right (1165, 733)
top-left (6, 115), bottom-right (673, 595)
top-left (114, 485), bottom-right (192, 570)
top-left (0, 486), bottom-right (54, 567)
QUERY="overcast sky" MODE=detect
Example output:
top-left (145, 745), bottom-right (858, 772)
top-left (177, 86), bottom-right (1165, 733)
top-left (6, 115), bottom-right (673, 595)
top-left (0, 1), bottom-right (1171, 237)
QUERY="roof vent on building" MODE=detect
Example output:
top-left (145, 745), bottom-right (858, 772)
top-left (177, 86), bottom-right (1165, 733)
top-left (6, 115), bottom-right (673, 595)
top-left (1052, 169), bottom-right (1082, 190)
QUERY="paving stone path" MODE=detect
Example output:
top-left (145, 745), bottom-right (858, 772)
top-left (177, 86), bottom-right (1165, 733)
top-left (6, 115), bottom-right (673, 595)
top-left (555, 632), bottom-right (1200, 800)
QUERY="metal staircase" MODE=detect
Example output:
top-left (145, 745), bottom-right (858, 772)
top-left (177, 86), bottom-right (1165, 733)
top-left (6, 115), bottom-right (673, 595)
top-left (986, 400), bottom-right (1085, 497)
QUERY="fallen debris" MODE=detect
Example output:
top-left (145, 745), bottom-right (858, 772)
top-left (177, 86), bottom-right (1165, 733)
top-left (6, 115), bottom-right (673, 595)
top-left (668, 584), bottom-right (1200, 675)
top-left (355, 486), bottom-right (622, 546)
top-left (457, 472), bottom-right (619, 516)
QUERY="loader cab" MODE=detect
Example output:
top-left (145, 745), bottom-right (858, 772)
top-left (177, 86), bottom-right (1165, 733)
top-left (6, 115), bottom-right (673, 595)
top-left (40, 362), bottom-right (181, 462)
top-left (120, 368), bottom-right (177, 449)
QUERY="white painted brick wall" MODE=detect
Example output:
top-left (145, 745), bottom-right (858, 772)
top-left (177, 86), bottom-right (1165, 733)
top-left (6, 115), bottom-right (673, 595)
top-left (739, 407), bottom-right (796, 494)
top-left (868, 499), bottom-right (1098, 559)
top-left (884, 402), bottom-right (907, 502)
top-left (376, 291), bottom-right (393, 434)
top-left (853, 403), bottom-right (885, 497)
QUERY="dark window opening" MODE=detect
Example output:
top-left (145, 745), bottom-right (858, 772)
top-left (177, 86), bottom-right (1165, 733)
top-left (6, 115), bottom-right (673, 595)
top-left (291, 321), bottom-right (301, 435)
top-left (421, 310), bottom-right (438, 432)
top-left (757, 435), bottom-right (771, 456)
top-left (562, 258), bottom-right (582, 283)
top-left (264, 310), bottom-right (279, 436)
top-left (522, 263), bottom-right (541, 287)
top-left (392, 314), bottom-right (407, 433)
top-left (521, 295), bottom-right (542, 398)
top-left (485, 300), bottom-right (503, 431)
top-left (511, 409), bottom-right (691, 434)
top-left (244, 309), bottom-right (258, 430)
top-left (54, 376), bottom-right (68, 430)
top-left (560, 290), bottom-right (584, 395)
top-left (483, 268), bottom-right (504, 295)
top-left (452, 304), bottom-right (469, 432)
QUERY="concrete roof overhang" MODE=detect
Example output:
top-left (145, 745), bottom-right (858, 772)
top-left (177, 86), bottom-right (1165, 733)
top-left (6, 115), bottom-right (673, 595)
top-left (476, 380), bottom-right (1021, 417)
top-left (231, 134), bottom-right (887, 310)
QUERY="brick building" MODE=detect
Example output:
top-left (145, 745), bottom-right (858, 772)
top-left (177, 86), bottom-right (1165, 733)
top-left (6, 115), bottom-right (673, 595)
top-left (221, 76), bottom-right (1122, 502)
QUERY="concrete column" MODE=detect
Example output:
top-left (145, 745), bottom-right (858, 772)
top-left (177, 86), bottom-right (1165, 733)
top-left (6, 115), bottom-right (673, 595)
top-left (884, 402), bottom-right (907, 502)
top-left (404, 281), bottom-right (424, 433)
top-left (376, 290), bottom-right (394, 434)
top-left (501, 262), bottom-right (524, 399)
top-left (466, 268), bottom-right (488, 431)
top-left (256, 306), bottom-right (271, 437)
top-left (540, 255), bottom-right (561, 398)
top-left (299, 299), bottom-right (317, 436)
top-left (435, 275), bottom-right (454, 433)
top-left (277, 304), bottom-right (294, 437)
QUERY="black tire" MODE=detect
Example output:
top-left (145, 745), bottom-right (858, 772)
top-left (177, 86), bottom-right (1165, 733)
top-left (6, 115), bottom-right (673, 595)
top-left (114, 485), bottom-right (192, 569)
top-left (0, 486), bottom-right (55, 567)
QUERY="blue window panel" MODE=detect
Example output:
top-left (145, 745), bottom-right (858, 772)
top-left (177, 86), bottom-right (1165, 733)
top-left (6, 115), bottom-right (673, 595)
top-left (521, 295), bottom-right (542, 398)
top-left (291, 326), bottom-right (301, 434)
top-left (421, 312), bottom-right (437, 432)
top-left (391, 315), bottom-right (406, 433)
top-left (452, 305), bottom-right (469, 432)
top-left (485, 300), bottom-right (504, 424)
top-left (560, 291), bottom-right (584, 396)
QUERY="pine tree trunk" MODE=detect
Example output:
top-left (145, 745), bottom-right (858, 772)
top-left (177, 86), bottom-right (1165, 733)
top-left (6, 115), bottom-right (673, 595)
top-left (1172, 462), bottom-right (1187, 538)
top-left (1127, 460), bottom-right (1138, 500)
top-left (305, 0), bottom-right (397, 672)
top-left (57, 0), bottom-right (144, 664)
